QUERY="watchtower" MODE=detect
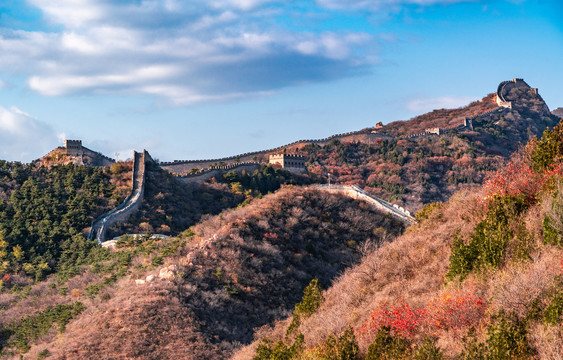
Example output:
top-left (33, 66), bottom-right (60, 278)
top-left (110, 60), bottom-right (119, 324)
top-left (64, 140), bottom-right (83, 156)
top-left (269, 154), bottom-right (306, 170)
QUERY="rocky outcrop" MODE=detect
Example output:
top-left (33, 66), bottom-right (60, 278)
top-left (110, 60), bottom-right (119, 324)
top-left (553, 107), bottom-right (563, 119)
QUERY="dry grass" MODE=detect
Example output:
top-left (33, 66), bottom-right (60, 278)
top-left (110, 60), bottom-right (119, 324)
top-left (232, 189), bottom-right (485, 359)
top-left (7, 187), bottom-right (402, 359)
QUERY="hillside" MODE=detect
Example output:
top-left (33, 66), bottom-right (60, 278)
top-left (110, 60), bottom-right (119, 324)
top-left (381, 93), bottom-right (498, 137)
top-left (33, 146), bottom-right (114, 168)
top-left (0, 78), bottom-right (560, 359)
top-left (299, 81), bottom-right (558, 210)
top-left (160, 80), bottom-right (558, 212)
top-left (106, 162), bottom-right (314, 238)
top-left (233, 119), bottom-right (563, 359)
top-left (0, 188), bottom-right (403, 359)
top-left (553, 107), bottom-right (563, 118)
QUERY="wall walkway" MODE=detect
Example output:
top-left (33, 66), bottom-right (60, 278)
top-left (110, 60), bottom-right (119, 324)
top-left (88, 151), bottom-right (149, 243)
top-left (313, 184), bottom-right (416, 225)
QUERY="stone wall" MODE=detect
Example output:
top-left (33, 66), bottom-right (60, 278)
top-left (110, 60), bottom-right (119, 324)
top-left (177, 163), bottom-right (262, 184)
top-left (496, 78), bottom-right (538, 109)
top-left (160, 131), bottom-right (392, 174)
top-left (81, 147), bottom-right (115, 167)
top-left (314, 184), bottom-right (416, 224)
top-left (89, 151), bottom-right (150, 243)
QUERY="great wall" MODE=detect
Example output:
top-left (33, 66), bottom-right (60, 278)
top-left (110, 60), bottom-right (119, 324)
top-left (88, 151), bottom-right (150, 243)
top-left (314, 184), bottom-right (416, 224)
top-left (74, 78), bottom-right (549, 242)
top-left (159, 131), bottom-right (394, 174)
top-left (176, 162), bottom-right (262, 184)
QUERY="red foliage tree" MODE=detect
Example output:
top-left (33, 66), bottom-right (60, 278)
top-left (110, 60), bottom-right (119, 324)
top-left (358, 302), bottom-right (426, 339)
top-left (425, 291), bottom-right (486, 331)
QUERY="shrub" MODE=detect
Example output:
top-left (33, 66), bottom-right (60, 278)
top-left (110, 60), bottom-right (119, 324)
top-left (543, 291), bottom-right (563, 326)
top-left (414, 337), bottom-right (442, 360)
top-left (365, 326), bottom-right (411, 360)
top-left (415, 202), bottom-right (443, 222)
top-left (445, 231), bottom-right (478, 282)
top-left (485, 311), bottom-right (533, 360)
top-left (287, 279), bottom-right (324, 335)
top-left (457, 311), bottom-right (533, 360)
top-left (5, 302), bottom-right (86, 353)
top-left (531, 123), bottom-right (563, 172)
top-left (37, 349), bottom-right (51, 359)
top-left (543, 217), bottom-right (562, 246)
top-left (254, 333), bottom-right (304, 360)
top-left (315, 327), bottom-right (359, 360)
top-left (457, 327), bottom-right (486, 360)
top-left (359, 302), bottom-right (425, 339)
top-left (426, 291), bottom-right (486, 330)
top-left (446, 195), bottom-right (528, 280)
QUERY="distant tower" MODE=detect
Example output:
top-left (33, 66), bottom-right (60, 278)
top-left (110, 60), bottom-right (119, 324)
top-left (269, 154), bottom-right (306, 172)
top-left (64, 140), bottom-right (84, 156)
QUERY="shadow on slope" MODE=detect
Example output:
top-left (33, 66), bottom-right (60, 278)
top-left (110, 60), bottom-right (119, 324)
top-left (42, 187), bottom-right (404, 359)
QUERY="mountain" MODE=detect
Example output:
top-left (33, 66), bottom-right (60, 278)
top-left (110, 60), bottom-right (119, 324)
top-left (234, 108), bottom-right (563, 360)
top-left (299, 80), bottom-right (558, 210)
top-left (0, 78), bottom-right (560, 359)
top-left (553, 107), bottom-right (563, 118)
top-left (1, 187), bottom-right (403, 359)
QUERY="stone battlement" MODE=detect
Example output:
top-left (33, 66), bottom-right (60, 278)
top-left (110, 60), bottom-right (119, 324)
top-left (64, 139), bottom-right (83, 156)
top-left (269, 153), bottom-right (306, 171)
top-left (496, 78), bottom-right (538, 109)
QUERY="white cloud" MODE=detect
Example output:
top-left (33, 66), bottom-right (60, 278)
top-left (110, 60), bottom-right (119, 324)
top-left (406, 95), bottom-right (479, 113)
top-left (0, 106), bottom-right (59, 162)
top-left (209, 0), bottom-right (273, 10)
top-left (0, 1), bottom-right (375, 105)
top-left (316, 0), bottom-right (477, 11)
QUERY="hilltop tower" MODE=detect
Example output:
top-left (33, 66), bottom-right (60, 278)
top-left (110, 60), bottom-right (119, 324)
top-left (496, 78), bottom-right (539, 109)
top-left (64, 140), bottom-right (84, 156)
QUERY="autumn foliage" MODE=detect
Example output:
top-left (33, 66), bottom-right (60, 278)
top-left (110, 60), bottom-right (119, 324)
top-left (426, 291), bottom-right (486, 331)
top-left (358, 302), bottom-right (426, 339)
top-left (359, 291), bottom-right (486, 342)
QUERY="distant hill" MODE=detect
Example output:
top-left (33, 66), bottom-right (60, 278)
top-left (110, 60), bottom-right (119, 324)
top-left (33, 142), bottom-right (114, 168)
top-left (299, 80), bottom-right (558, 210)
top-left (553, 107), bottom-right (563, 118)
top-left (382, 93), bottom-right (498, 136)
top-left (161, 79), bottom-right (559, 211)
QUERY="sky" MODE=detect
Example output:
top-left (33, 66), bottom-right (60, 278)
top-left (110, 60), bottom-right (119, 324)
top-left (0, 0), bottom-right (562, 162)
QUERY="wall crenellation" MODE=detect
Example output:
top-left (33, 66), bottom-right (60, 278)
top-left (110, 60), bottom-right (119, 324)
top-left (496, 78), bottom-right (539, 109)
top-left (159, 130), bottom-right (389, 167)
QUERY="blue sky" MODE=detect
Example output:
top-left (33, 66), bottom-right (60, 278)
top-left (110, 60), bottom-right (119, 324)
top-left (0, 0), bottom-right (562, 162)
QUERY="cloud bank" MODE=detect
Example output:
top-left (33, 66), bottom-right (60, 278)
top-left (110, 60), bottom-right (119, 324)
top-left (0, 106), bottom-right (60, 162)
top-left (0, 0), bottom-right (479, 105)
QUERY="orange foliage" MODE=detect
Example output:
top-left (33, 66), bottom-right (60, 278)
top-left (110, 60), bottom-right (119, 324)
top-left (483, 153), bottom-right (563, 205)
top-left (358, 302), bottom-right (425, 339)
top-left (359, 291), bottom-right (486, 341)
top-left (426, 291), bottom-right (486, 331)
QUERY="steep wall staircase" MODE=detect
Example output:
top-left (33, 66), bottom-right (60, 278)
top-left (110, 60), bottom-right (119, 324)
top-left (88, 151), bottom-right (149, 243)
